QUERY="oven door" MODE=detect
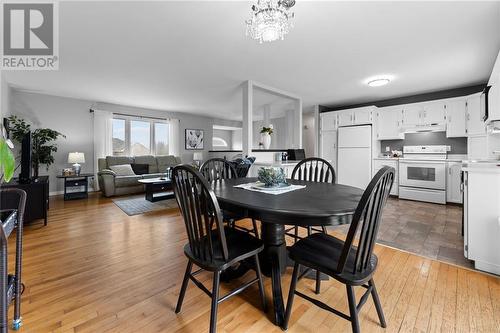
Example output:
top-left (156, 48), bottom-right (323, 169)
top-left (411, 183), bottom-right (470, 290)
top-left (399, 161), bottom-right (446, 190)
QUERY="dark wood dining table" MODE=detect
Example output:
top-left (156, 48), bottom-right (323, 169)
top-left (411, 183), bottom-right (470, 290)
top-left (211, 177), bottom-right (364, 326)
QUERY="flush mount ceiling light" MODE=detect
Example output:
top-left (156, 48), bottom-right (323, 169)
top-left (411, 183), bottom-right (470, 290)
top-left (246, 0), bottom-right (295, 43)
top-left (366, 76), bottom-right (393, 87)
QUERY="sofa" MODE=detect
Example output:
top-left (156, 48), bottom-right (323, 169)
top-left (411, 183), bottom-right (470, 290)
top-left (97, 155), bottom-right (181, 197)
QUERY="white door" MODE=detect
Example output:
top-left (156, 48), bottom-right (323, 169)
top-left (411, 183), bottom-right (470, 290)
top-left (320, 130), bottom-right (337, 171)
top-left (399, 161), bottom-right (446, 190)
top-left (467, 135), bottom-right (488, 159)
top-left (403, 105), bottom-right (422, 125)
top-left (353, 109), bottom-right (372, 125)
top-left (446, 162), bottom-right (463, 203)
top-left (320, 112), bottom-right (337, 131)
top-left (422, 101), bottom-right (446, 124)
top-left (446, 99), bottom-right (467, 138)
top-left (338, 147), bottom-right (372, 189)
top-left (337, 110), bottom-right (353, 127)
top-left (376, 106), bottom-right (403, 140)
top-left (466, 95), bottom-right (486, 136)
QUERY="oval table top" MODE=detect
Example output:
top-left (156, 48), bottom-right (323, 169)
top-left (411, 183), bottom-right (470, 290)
top-left (212, 178), bottom-right (364, 226)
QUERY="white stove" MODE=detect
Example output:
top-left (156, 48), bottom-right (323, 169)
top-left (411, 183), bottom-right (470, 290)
top-left (399, 145), bottom-right (450, 204)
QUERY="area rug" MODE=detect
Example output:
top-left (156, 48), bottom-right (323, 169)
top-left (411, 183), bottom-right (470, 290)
top-left (112, 194), bottom-right (178, 216)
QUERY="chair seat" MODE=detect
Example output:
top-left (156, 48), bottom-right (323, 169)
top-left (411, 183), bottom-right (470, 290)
top-left (184, 227), bottom-right (264, 271)
top-left (289, 233), bottom-right (378, 285)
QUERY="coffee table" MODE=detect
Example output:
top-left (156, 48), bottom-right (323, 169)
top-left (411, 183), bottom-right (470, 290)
top-left (138, 178), bottom-right (174, 202)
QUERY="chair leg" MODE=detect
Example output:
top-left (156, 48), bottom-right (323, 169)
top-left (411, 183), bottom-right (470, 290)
top-left (254, 254), bottom-right (267, 312)
top-left (210, 271), bottom-right (221, 333)
top-left (321, 226), bottom-right (328, 234)
top-left (307, 226), bottom-right (312, 236)
top-left (293, 226), bottom-right (299, 243)
top-left (175, 261), bottom-right (193, 313)
top-left (283, 262), bottom-right (300, 330)
top-left (369, 279), bottom-right (387, 328)
top-left (346, 285), bottom-right (360, 333)
top-left (315, 270), bottom-right (321, 295)
top-left (252, 219), bottom-right (260, 238)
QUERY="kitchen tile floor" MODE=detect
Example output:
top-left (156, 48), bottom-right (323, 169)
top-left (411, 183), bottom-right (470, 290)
top-left (334, 197), bottom-right (474, 270)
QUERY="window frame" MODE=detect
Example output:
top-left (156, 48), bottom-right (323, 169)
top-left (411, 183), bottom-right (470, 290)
top-left (112, 115), bottom-right (170, 156)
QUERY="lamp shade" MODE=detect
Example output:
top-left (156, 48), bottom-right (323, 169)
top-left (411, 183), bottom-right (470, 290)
top-left (193, 152), bottom-right (203, 161)
top-left (68, 152), bottom-right (85, 164)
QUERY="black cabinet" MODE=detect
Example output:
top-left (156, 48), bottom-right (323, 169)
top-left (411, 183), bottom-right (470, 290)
top-left (57, 174), bottom-right (93, 201)
top-left (0, 176), bottom-right (49, 226)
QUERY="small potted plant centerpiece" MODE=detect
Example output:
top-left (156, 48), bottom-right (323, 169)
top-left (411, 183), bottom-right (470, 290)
top-left (260, 124), bottom-right (273, 150)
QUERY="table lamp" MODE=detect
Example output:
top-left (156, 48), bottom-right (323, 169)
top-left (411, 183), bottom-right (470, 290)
top-left (68, 152), bottom-right (85, 175)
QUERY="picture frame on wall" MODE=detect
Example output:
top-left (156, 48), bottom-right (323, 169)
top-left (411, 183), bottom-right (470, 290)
top-left (185, 129), bottom-right (204, 150)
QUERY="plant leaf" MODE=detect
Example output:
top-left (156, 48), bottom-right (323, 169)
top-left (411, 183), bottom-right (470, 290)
top-left (0, 139), bottom-right (15, 182)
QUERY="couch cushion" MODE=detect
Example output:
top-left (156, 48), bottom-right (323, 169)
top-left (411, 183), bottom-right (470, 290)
top-left (115, 175), bottom-right (143, 188)
top-left (131, 163), bottom-right (149, 175)
top-left (106, 156), bottom-right (134, 167)
top-left (156, 155), bottom-right (181, 173)
top-left (134, 155), bottom-right (159, 173)
top-left (109, 164), bottom-right (135, 176)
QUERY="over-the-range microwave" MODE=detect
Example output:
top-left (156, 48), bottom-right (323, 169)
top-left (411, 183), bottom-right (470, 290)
top-left (480, 85), bottom-right (491, 121)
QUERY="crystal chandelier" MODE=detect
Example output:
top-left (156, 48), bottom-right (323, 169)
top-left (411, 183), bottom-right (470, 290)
top-left (246, 0), bottom-right (295, 43)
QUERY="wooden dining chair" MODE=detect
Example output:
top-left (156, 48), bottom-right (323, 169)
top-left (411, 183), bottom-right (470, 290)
top-left (172, 165), bottom-right (267, 333)
top-left (200, 158), bottom-right (260, 238)
top-left (283, 166), bottom-right (395, 333)
top-left (286, 157), bottom-right (336, 294)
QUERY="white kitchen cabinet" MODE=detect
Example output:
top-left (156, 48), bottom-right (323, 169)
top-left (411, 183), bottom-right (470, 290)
top-left (486, 50), bottom-right (500, 123)
top-left (467, 135), bottom-right (488, 159)
top-left (320, 112), bottom-right (337, 131)
top-left (422, 101), bottom-right (446, 124)
top-left (373, 159), bottom-right (398, 196)
top-left (466, 94), bottom-right (486, 136)
top-left (319, 130), bottom-right (337, 171)
top-left (403, 104), bottom-right (423, 125)
top-left (446, 162), bottom-right (462, 203)
top-left (337, 110), bottom-right (353, 127)
top-left (375, 106), bottom-right (403, 140)
top-left (352, 107), bottom-right (373, 125)
top-left (445, 99), bottom-right (467, 138)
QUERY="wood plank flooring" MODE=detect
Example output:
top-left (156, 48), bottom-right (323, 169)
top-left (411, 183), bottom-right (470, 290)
top-left (6, 194), bottom-right (500, 332)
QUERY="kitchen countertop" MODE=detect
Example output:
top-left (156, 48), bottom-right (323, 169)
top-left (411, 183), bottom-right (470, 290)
top-left (462, 160), bottom-right (500, 174)
top-left (252, 160), bottom-right (301, 166)
top-left (374, 154), bottom-right (467, 163)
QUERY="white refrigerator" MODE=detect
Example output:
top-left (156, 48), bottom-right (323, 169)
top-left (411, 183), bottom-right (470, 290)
top-left (337, 125), bottom-right (372, 189)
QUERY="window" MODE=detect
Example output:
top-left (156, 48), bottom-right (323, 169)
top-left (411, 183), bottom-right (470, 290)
top-left (130, 120), bottom-right (151, 155)
top-left (111, 116), bottom-right (170, 156)
top-left (112, 119), bottom-right (126, 156)
top-left (212, 137), bottom-right (228, 148)
top-left (154, 123), bottom-right (169, 155)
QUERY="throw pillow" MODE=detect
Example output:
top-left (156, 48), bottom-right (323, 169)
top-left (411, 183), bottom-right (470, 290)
top-left (131, 163), bottom-right (149, 175)
top-left (109, 164), bottom-right (135, 176)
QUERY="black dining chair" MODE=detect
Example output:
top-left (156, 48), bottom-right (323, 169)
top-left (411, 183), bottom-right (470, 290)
top-left (283, 166), bottom-right (395, 333)
top-left (173, 165), bottom-right (267, 333)
top-left (286, 157), bottom-right (336, 294)
top-left (200, 158), bottom-right (260, 238)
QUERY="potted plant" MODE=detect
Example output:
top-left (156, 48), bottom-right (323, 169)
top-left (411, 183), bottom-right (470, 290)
top-left (7, 115), bottom-right (65, 178)
top-left (0, 126), bottom-right (15, 182)
top-left (260, 124), bottom-right (273, 149)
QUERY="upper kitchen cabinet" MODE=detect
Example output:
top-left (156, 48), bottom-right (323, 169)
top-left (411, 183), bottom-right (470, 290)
top-left (486, 50), bottom-right (500, 123)
top-left (422, 101), bottom-right (446, 124)
top-left (402, 104), bottom-right (423, 125)
top-left (445, 98), bottom-right (467, 138)
top-left (337, 106), bottom-right (375, 127)
top-left (375, 106), bottom-right (403, 140)
top-left (403, 101), bottom-right (445, 125)
top-left (466, 94), bottom-right (486, 136)
top-left (320, 112), bottom-right (337, 131)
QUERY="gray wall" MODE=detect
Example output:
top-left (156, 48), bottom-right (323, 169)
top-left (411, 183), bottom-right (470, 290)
top-left (380, 132), bottom-right (467, 154)
top-left (212, 129), bottom-right (233, 149)
top-left (9, 89), bottom-right (242, 194)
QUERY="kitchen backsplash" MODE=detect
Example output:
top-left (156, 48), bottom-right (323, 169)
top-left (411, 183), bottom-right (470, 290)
top-left (380, 132), bottom-right (467, 155)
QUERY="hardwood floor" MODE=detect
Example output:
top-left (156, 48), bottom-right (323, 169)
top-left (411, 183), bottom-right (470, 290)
top-left (7, 194), bottom-right (500, 332)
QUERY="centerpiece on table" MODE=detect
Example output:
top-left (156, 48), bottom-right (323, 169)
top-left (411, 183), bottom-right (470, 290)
top-left (255, 167), bottom-right (289, 190)
top-left (260, 124), bottom-right (273, 149)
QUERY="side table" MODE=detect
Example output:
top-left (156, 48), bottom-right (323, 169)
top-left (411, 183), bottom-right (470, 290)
top-left (57, 173), bottom-right (94, 201)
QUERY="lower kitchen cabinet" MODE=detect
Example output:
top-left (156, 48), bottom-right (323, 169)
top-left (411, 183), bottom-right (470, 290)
top-left (446, 162), bottom-right (463, 203)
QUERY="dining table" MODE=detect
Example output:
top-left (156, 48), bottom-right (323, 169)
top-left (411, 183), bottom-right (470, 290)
top-left (211, 177), bottom-right (364, 326)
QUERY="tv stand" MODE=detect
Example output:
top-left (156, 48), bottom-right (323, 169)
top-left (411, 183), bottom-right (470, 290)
top-left (0, 176), bottom-right (49, 226)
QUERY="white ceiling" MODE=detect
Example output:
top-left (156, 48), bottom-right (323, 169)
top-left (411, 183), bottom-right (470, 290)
top-left (5, 1), bottom-right (500, 120)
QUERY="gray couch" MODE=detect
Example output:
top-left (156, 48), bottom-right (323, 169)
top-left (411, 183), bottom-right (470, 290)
top-left (97, 155), bottom-right (181, 197)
